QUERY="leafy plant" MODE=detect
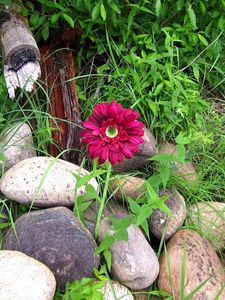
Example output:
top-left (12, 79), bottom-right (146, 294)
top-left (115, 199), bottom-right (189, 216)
top-left (54, 277), bottom-right (104, 300)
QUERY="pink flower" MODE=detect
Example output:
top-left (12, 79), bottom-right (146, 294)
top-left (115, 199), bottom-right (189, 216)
top-left (81, 100), bottom-right (144, 165)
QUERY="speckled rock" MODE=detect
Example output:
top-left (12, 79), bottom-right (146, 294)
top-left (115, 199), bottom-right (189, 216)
top-left (0, 156), bottom-right (98, 207)
top-left (158, 229), bottom-right (225, 300)
top-left (113, 127), bottom-right (158, 172)
top-left (159, 143), bottom-right (197, 182)
top-left (99, 215), bottom-right (159, 290)
top-left (0, 123), bottom-right (36, 171)
top-left (3, 207), bottom-right (99, 288)
top-left (186, 202), bottom-right (225, 251)
top-left (109, 176), bottom-right (145, 202)
top-left (149, 189), bottom-right (186, 240)
top-left (0, 250), bottom-right (56, 300)
top-left (102, 281), bottom-right (134, 300)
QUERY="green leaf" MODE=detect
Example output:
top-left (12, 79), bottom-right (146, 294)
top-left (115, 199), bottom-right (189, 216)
top-left (153, 82), bottom-right (164, 96)
top-left (103, 250), bottom-right (112, 270)
top-left (192, 63), bottom-right (200, 80)
top-left (41, 24), bottom-right (49, 41)
top-left (149, 153), bottom-right (173, 162)
top-left (141, 219), bottom-right (150, 238)
top-left (62, 13), bottom-right (74, 28)
top-left (100, 3), bottom-right (106, 21)
top-left (30, 13), bottom-right (40, 26)
top-left (187, 7), bottom-right (197, 29)
top-left (95, 235), bottom-right (114, 255)
top-left (197, 33), bottom-right (208, 46)
top-left (92, 2), bottom-right (101, 20)
top-left (155, 0), bottom-right (162, 17)
top-left (159, 162), bottom-right (170, 188)
top-left (177, 0), bottom-right (184, 10)
top-left (137, 205), bottom-right (152, 225)
top-left (148, 101), bottom-right (158, 117)
top-left (51, 13), bottom-right (60, 24)
top-left (127, 197), bottom-right (140, 214)
top-left (175, 132), bottom-right (191, 145)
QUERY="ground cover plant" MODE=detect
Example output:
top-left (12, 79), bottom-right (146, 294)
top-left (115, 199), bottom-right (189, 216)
top-left (0, 0), bottom-right (224, 299)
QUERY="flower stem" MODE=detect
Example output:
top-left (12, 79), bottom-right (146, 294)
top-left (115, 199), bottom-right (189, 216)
top-left (95, 162), bottom-right (112, 240)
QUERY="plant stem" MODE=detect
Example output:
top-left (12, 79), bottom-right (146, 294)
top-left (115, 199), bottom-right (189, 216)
top-left (95, 162), bottom-right (112, 240)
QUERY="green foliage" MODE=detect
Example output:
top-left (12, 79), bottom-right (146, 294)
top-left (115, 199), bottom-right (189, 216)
top-left (54, 277), bottom-right (104, 300)
top-left (15, 0), bottom-right (224, 137)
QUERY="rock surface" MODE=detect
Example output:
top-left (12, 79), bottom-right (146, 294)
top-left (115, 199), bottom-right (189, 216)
top-left (0, 250), bottom-right (56, 300)
top-left (113, 127), bottom-right (158, 172)
top-left (186, 201), bottom-right (225, 251)
top-left (102, 281), bottom-right (134, 300)
top-left (0, 156), bottom-right (98, 207)
top-left (158, 229), bottom-right (225, 300)
top-left (0, 123), bottom-right (36, 171)
top-left (3, 207), bottom-right (99, 288)
top-left (159, 142), bottom-right (197, 182)
top-left (149, 189), bottom-right (186, 240)
top-left (99, 215), bottom-right (159, 290)
top-left (109, 176), bottom-right (145, 202)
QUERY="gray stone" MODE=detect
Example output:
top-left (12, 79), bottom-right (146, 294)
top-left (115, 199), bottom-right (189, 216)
top-left (186, 201), bottom-right (225, 251)
top-left (0, 156), bottom-right (98, 207)
top-left (99, 215), bottom-right (159, 290)
top-left (0, 250), bottom-right (56, 300)
top-left (158, 229), bottom-right (225, 300)
top-left (0, 123), bottom-right (36, 171)
top-left (149, 189), bottom-right (186, 240)
top-left (102, 281), bottom-right (134, 300)
top-left (109, 176), bottom-right (145, 202)
top-left (3, 207), bottom-right (99, 288)
top-left (159, 142), bottom-right (197, 183)
top-left (113, 127), bottom-right (157, 173)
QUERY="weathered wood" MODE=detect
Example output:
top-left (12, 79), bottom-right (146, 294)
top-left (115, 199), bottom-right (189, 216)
top-left (40, 46), bottom-right (82, 163)
top-left (0, 10), bottom-right (40, 98)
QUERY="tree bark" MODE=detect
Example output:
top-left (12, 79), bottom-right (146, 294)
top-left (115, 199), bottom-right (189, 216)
top-left (40, 46), bottom-right (82, 164)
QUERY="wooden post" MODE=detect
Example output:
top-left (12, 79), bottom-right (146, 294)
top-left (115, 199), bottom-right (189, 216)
top-left (0, 9), bottom-right (40, 98)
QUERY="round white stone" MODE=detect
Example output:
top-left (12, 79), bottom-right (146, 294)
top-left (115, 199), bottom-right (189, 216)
top-left (0, 156), bottom-right (98, 207)
top-left (0, 250), bottom-right (56, 300)
top-left (102, 281), bottom-right (134, 300)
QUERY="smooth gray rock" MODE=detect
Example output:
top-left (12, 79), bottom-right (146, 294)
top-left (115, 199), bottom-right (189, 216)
top-left (113, 127), bottom-right (157, 173)
top-left (149, 189), bottom-right (186, 240)
top-left (0, 250), bottom-right (56, 300)
top-left (158, 229), bottom-right (225, 300)
top-left (99, 215), bottom-right (159, 290)
top-left (0, 156), bottom-right (98, 207)
top-left (0, 123), bottom-right (36, 171)
top-left (3, 207), bottom-right (99, 288)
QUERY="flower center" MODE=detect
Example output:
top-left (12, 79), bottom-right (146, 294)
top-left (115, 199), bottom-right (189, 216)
top-left (105, 126), bottom-right (118, 138)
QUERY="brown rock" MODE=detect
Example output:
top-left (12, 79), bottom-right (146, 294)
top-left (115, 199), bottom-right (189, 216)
top-left (109, 176), bottom-right (145, 202)
top-left (159, 142), bottom-right (197, 182)
top-left (149, 189), bottom-right (186, 240)
top-left (158, 229), bottom-right (225, 300)
top-left (113, 128), bottom-right (157, 173)
top-left (186, 202), bottom-right (225, 251)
